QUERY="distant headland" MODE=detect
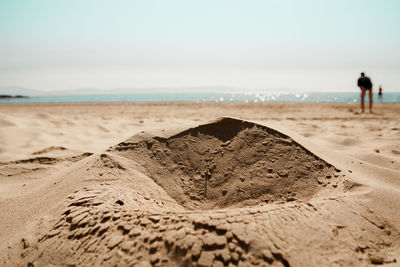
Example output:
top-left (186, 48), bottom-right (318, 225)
top-left (0, 95), bottom-right (28, 99)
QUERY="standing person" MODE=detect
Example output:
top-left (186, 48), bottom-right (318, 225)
top-left (378, 85), bottom-right (383, 103)
top-left (357, 72), bottom-right (373, 113)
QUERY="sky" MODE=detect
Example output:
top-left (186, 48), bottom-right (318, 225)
top-left (0, 0), bottom-right (399, 92)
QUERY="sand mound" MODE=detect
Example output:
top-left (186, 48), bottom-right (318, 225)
top-left (6, 118), bottom-right (398, 266)
top-left (112, 118), bottom-right (339, 209)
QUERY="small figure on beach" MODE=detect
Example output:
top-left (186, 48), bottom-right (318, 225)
top-left (357, 72), bottom-right (373, 113)
top-left (378, 85), bottom-right (383, 103)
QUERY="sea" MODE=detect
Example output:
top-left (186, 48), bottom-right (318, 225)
top-left (1, 92), bottom-right (400, 104)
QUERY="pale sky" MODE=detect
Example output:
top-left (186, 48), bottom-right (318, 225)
top-left (0, 0), bottom-right (399, 92)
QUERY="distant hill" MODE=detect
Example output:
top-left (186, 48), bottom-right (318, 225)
top-left (0, 95), bottom-right (28, 99)
top-left (0, 87), bottom-right (44, 96)
top-left (0, 86), bottom-right (241, 96)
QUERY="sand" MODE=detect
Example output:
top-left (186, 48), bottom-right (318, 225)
top-left (0, 102), bottom-right (399, 266)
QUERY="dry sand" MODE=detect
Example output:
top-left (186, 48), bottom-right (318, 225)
top-left (0, 102), bottom-right (399, 266)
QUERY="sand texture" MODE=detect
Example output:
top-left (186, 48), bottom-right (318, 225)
top-left (0, 103), bottom-right (399, 266)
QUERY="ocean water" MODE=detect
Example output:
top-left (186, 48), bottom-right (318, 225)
top-left (1, 92), bottom-right (400, 104)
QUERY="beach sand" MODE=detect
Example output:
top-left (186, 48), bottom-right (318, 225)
top-left (0, 102), bottom-right (399, 266)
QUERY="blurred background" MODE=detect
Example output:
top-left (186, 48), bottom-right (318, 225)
top-left (1, 0), bottom-right (399, 98)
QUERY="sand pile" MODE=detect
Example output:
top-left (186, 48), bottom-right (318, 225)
top-left (113, 118), bottom-right (339, 209)
top-left (2, 118), bottom-right (398, 266)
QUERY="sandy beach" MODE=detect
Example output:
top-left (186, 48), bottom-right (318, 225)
top-left (0, 102), bottom-right (399, 266)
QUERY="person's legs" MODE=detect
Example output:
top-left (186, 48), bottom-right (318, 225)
top-left (368, 89), bottom-right (373, 112)
top-left (360, 88), bottom-right (366, 113)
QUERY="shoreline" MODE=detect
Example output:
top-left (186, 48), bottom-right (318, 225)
top-left (1, 91), bottom-right (399, 105)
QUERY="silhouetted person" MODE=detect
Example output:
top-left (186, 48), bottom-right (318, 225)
top-left (357, 72), bottom-right (373, 113)
top-left (378, 85), bottom-right (383, 103)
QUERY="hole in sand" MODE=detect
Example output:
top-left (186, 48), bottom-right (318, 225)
top-left (115, 118), bottom-right (337, 210)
